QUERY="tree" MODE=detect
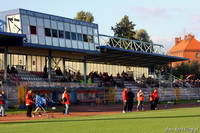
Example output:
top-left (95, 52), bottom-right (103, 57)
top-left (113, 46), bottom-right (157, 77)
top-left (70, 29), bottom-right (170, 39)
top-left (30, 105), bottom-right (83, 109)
top-left (111, 15), bottom-right (136, 39)
top-left (134, 29), bottom-right (153, 52)
top-left (172, 61), bottom-right (200, 79)
top-left (74, 11), bottom-right (94, 23)
top-left (110, 15), bottom-right (154, 52)
top-left (134, 29), bottom-right (151, 43)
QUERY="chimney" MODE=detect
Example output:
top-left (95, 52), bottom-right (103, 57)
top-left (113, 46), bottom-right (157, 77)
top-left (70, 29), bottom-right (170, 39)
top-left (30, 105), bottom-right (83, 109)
top-left (184, 35), bottom-right (188, 40)
top-left (187, 34), bottom-right (194, 40)
top-left (175, 37), bottom-right (181, 45)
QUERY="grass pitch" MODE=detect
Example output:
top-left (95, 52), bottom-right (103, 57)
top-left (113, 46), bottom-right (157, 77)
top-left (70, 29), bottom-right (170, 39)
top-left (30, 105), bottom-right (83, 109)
top-left (1, 107), bottom-right (200, 133)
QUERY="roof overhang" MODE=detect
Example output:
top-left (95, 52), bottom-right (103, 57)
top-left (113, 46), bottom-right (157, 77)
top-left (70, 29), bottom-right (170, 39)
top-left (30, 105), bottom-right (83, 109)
top-left (0, 31), bottom-right (25, 46)
top-left (85, 46), bottom-right (188, 67)
top-left (0, 31), bottom-right (189, 67)
top-left (4, 43), bottom-right (100, 61)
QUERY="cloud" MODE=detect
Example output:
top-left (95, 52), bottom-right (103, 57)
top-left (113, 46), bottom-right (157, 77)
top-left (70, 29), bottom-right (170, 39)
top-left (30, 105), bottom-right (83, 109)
top-left (132, 7), bottom-right (169, 18)
top-left (191, 15), bottom-right (200, 24)
top-left (171, 8), bottom-right (185, 13)
top-left (189, 26), bottom-right (200, 31)
top-left (131, 7), bottom-right (185, 19)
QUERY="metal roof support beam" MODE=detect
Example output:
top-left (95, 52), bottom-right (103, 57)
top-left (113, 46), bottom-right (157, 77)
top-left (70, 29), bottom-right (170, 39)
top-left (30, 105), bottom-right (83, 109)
top-left (83, 57), bottom-right (87, 84)
top-left (3, 47), bottom-right (8, 81)
top-left (63, 58), bottom-right (66, 73)
top-left (52, 58), bottom-right (62, 69)
top-left (48, 50), bottom-right (52, 82)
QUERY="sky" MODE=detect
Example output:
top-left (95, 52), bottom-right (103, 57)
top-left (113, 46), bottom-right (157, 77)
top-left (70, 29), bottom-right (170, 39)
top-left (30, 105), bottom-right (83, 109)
top-left (1, 0), bottom-right (200, 50)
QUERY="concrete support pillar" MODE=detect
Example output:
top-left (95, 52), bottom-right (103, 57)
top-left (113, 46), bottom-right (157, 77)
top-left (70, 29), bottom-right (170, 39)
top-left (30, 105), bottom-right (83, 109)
top-left (3, 47), bottom-right (8, 81)
top-left (63, 58), bottom-right (66, 73)
top-left (169, 63), bottom-right (173, 88)
top-left (83, 58), bottom-right (87, 83)
top-left (25, 55), bottom-right (28, 71)
top-left (48, 51), bottom-right (52, 82)
top-left (45, 57), bottom-right (47, 66)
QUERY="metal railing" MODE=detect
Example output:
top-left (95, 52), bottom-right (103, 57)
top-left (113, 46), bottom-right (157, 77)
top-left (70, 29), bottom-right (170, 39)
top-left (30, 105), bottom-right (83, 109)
top-left (99, 34), bottom-right (167, 55)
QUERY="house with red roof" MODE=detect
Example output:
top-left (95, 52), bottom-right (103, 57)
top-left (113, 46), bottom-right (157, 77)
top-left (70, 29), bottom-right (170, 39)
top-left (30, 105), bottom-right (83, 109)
top-left (168, 34), bottom-right (200, 67)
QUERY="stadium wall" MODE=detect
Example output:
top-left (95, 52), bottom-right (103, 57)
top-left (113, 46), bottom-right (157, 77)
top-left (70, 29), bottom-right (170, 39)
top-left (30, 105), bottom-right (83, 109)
top-left (2, 83), bottom-right (200, 107)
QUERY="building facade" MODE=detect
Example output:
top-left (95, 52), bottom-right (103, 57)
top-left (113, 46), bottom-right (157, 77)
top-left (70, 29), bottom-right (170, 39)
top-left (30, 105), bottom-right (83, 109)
top-left (0, 9), bottom-right (99, 51)
top-left (169, 34), bottom-right (200, 67)
top-left (0, 9), bottom-right (148, 78)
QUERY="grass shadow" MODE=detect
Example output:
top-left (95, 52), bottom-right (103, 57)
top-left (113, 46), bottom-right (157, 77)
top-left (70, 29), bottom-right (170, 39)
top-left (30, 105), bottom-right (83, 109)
top-left (1, 114), bottom-right (200, 125)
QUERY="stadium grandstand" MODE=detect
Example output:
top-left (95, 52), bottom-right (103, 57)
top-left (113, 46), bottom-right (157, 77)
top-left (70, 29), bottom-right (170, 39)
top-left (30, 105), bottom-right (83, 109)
top-left (0, 8), bottom-right (194, 107)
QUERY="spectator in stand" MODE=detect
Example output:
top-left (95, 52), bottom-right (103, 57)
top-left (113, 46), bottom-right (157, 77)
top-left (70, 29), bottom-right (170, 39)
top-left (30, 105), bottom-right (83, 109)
top-left (110, 74), bottom-right (115, 85)
top-left (88, 71), bottom-right (94, 82)
top-left (43, 65), bottom-right (47, 74)
top-left (121, 71), bottom-right (125, 77)
top-left (88, 71), bottom-right (93, 77)
top-left (55, 67), bottom-right (63, 76)
top-left (10, 66), bottom-right (18, 74)
top-left (121, 71), bottom-right (129, 80)
top-left (70, 72), bottom-right (75, 82)
top-left (76, 70), bottom-right (82, 82)
top-left (65, 70), bottom-right (70, 82)
top-left (88, 77), bottom-right (93, 84)
top-left (137, 89), bottom-right (144, 111)
top-left (142, 73), bottom-right (145, 79)
top-left (122, 88), bottom-right (128, 113)
top-left (127, 88), bottom-right (134, 112)
top-left (152, 88), bottom-right (159, 110)
top-left (7, 65), bottom-right (10, 74)
top-left (62, 88), bottom-right (70, 115)
top-left (99, 72), bottom-right (103, 78)
top-left (43, 65), bottom-right (48, 78)
top-left (117, 73), bottom-right (121, 78)
top-left (0, 91), bottom-right (6, 117)
top-left (26, 90), bottom-right (34, 117)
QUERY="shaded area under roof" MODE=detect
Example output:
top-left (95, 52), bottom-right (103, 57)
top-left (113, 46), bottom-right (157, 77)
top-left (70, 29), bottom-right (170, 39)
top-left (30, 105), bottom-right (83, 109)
top-left (28, 86), bottom-right (105, 92)
top-left (85, 46), bottom-right (189, 67)
top-left (0, 31), bottom-right (25, 46)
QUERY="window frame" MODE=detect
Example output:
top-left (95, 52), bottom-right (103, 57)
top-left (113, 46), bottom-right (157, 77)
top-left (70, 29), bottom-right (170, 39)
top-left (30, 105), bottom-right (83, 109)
top-left (77, 33), bottom-right (83, 41)
top-left (52, 29), bottom-right (58, 38)
top-left (30, 25), bottom-right (37, 35)
top-left (59, 30), bottom-right (64, 38)
top-left (71, 32), bottom-right (77, 40)
top-left (45, 28), bottom-right (52, 37)
top-left (65, 31), bottom-right (71, 39)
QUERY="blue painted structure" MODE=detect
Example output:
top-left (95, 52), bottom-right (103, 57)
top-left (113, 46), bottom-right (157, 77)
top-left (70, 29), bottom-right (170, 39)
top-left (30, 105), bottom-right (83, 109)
top-left (0, 8), bottom-right (188, 66)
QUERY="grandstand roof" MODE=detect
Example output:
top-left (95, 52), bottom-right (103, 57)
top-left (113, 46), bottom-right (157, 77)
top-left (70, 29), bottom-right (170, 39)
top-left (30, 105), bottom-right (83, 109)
top-left (86, 46), bottom-right (188, 67)
top-left (0, 31), bottom-right (188, 67)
